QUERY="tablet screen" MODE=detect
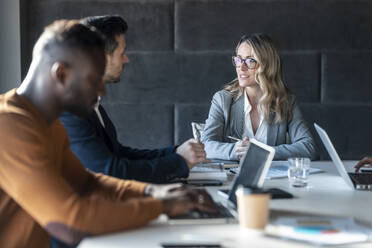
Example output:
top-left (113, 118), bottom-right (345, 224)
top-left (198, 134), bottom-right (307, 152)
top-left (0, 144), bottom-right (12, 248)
top-left (228, 141), bottom-right (271, 205)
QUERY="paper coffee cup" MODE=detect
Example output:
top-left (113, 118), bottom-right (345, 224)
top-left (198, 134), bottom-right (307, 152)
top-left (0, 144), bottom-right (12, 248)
top-left (236, 186), bottom-right (270, 230)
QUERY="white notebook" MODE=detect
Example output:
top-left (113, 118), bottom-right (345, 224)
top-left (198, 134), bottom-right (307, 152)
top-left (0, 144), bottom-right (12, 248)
top-left (188, 163), bottom-right (227, 181)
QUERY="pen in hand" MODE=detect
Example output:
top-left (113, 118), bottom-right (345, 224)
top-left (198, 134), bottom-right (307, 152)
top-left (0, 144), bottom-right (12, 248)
top-left (227, 135), bottom-right (241, 142)
top-left (191, 122), bottom-right (201, 142)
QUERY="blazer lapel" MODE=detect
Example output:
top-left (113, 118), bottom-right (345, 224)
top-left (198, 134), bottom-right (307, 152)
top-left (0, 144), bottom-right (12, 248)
top-left (97, 105), bottom-right (117, 141)
top-left (90, 110), bottom-right (103, 130)
top-left (91, 106), bottom-right (116, 148)
top-left (267, 114), bottom-right (279, 146)
top-left (229, 95), bottom-right (244, 138)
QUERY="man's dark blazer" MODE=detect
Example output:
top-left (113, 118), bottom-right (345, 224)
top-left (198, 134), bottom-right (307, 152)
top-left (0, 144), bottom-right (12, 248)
top-left (59, 105), bottom-right (189, 183)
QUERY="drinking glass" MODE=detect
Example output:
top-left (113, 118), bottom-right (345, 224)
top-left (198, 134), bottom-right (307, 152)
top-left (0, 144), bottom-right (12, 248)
top-left (287, 157), bottom-right (311, 187)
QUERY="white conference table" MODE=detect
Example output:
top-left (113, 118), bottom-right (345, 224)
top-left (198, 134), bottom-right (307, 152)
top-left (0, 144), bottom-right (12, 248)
top-left (79, 161), bottom-right (372, 248)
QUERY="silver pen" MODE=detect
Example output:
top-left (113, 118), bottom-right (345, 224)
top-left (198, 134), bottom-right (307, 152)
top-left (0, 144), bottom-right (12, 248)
top-left (191, 122), bottom-right (201, 142)
top-left (227, 135), bottom-right (241, 142)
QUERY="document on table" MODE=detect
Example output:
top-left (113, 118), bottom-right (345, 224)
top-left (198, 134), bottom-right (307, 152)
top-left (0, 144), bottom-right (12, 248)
top-left (268, 161), bottom-right (323, 179)
top-left (229, 161), bottom-right (324, 179)
top-left (265, 216), bottom-right (372, 246)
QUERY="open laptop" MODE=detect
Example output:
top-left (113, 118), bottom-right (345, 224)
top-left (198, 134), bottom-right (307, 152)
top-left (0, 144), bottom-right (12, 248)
top-left (168, 139), bottom-right (275, 224)
top-left (314, 123), bottom-right (372, 190)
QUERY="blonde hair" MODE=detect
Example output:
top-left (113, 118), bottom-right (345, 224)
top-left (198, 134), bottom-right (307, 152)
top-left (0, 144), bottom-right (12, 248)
top-left (224, 34), bottom-right (293, 123)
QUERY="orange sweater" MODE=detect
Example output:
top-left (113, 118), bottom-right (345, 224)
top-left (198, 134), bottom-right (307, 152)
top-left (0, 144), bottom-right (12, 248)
top-left (0, 89), bottom-right (163, 247)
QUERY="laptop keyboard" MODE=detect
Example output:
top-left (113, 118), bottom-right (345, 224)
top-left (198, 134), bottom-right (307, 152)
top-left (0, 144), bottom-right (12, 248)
top-left (171, 203), bottom-right (234, 219)
top-left (349, 173), bottom-right (372, 186)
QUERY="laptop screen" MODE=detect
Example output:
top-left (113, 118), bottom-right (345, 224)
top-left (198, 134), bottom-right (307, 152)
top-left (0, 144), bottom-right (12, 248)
top-left (228, 141), bottom-right (272, 205)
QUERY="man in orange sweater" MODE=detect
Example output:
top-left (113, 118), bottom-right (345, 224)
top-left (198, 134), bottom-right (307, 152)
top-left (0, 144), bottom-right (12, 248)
top-left (0, 20), bottom-right (215, 248)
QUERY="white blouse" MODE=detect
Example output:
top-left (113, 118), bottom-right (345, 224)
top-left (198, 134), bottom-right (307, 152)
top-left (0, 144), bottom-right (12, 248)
top-left (242, 92), bottom-right (268, 144)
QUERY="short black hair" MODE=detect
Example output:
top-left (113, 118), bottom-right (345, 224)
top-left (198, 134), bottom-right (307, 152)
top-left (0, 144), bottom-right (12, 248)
top-left (81, 15), bottom-right (128, 54)
top-left (35, 19), bottom-right (105, 58)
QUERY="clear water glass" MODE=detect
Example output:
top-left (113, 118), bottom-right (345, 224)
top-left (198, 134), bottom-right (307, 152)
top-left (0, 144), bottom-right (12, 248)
top-left (287, 157), bottom-right (311, 187)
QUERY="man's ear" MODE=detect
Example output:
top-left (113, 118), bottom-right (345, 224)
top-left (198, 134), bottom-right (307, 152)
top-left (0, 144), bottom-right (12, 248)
top-left (50, 62), bottom-right (70, 88)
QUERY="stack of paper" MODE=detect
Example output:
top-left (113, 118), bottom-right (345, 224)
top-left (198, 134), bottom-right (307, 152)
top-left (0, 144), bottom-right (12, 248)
top-left (208, 159), bottom-right (239, 169)
top-left (188, 163), bottom-right (227, 181)
top-left (265, 216), bottom-right (371, 245)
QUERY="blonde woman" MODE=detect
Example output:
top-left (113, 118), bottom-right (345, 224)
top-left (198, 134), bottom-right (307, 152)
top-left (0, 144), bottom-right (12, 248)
top-left (201, 34), bottom-right (317, 161)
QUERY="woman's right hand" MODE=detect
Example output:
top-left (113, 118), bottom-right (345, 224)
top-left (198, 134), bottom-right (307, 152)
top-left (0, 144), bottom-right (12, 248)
top-left (354, 157), bottom-right (372, 172)
top-left (235, 136), bottom-right (250, 159)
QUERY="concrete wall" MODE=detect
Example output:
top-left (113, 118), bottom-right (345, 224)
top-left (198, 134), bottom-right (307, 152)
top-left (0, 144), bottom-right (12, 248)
top-left (0, 0), bottom-right (21, 93)
top-left (20, 0), bottom-right (372, 159)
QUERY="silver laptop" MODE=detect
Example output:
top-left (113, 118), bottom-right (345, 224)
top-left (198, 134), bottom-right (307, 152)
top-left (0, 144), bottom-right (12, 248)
top-left (168, 139), bottom-right (275, 224)
top-left (314, 123), bottom-right (372, 190)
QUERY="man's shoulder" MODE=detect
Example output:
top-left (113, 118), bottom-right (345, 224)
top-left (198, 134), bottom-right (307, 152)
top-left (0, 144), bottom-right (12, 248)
top-left (59, 111), bottom-right (103, 140)
top-left (60, 111), bottom-right (94, 126)
top-left (60, 111), bottom-right (88, 120)
top-left (0, 91), bottom-right (36, 129)
top-left (0, 99), bottom-right (48, 152)
top-left (0, 110), bottom-right (33, 131)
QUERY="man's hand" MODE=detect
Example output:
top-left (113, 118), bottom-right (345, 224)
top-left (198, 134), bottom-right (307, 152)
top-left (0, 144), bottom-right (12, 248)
top-left (354, 157), bottom-right (372, 172)
top-left (235, 136), bottom-right (249, 159)
top-left (144, 183), bottom-right (184, 199)
top-left (161, 188), bottom-right (218, 217)
top-left (176, 139), bottom-right (211, 169)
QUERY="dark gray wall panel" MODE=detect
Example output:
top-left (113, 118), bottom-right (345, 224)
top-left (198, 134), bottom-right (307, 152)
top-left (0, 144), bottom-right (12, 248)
top-left (300, 103), bottom-right (331, 160)
top-left (176, 0), bottom-right (372, 51)
top-left (102, 102), bottom-right (174, 149)
top-left (322, 51), bottom-right (372, 104)
top-left (104, 51), bottom-right (318, 104)
top-left (174, 103), bottom-right (210, 144)
top-left (300, 103), bottom-right (372, 160)
top-left (282, 52), bottom-right (320, 103)
top-left (21, 0), bottom-right (174, 77)
top-left (104, 52), bottom-right (235, 104)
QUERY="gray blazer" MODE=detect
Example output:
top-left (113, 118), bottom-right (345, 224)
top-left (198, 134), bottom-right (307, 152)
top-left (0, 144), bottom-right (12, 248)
top-left (201, 90), bottom-right (317, 161)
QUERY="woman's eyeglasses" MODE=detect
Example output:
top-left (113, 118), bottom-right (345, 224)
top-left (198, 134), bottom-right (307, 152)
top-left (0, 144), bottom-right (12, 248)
top-left (232, 56), bottom-right (257, 69)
